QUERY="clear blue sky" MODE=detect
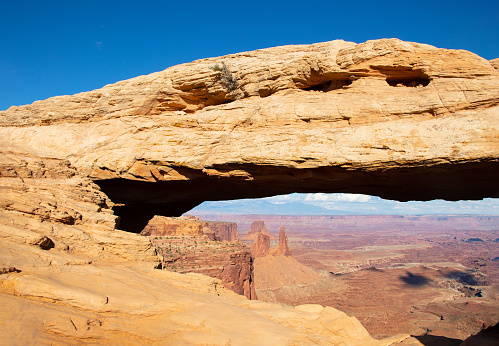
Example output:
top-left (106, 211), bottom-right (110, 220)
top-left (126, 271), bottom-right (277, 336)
top-left (2, 1), bottom-right (498, 215)
top-left (1, 0), bottom-right (498, 111)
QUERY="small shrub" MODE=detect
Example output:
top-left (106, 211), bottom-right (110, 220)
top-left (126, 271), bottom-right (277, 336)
top-left (210, 61), bottom-right (238, 92)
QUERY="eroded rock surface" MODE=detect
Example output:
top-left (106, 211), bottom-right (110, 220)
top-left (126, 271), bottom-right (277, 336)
top-left (141, 215), bottom-right (240, 242)
top-left (1, 38), bottom-right (497, 232)
top-left (205, 220), bottom-right (240, 242)
top-left (0, 148), bottom-right (159, 267)
top-left (0, 150), bottom-right (414, 343)
top-left (141, 215), bottom-right (216, 240)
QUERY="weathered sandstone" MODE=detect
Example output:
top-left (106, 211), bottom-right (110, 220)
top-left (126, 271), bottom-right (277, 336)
top-left (206, 220), bottom-right (240, 242)
top-left (0, 150), bottom-right (414, 343)
top-left (0, 148), bottom-right (159, 266)
top-left (141, 215), bottom-right (216, 239)
top-left (1, 38), bottom-right (497, 232)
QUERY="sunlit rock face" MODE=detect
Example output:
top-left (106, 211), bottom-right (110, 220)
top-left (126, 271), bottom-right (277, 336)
top-left (1, 38), bottom-right (498, 232)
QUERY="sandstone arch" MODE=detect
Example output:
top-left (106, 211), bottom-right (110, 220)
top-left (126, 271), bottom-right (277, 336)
top-left (1, 38), bottom-right (498, 233)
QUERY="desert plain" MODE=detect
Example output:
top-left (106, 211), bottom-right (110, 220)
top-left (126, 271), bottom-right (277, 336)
top-left (193, 214), bottom-right (499, 344)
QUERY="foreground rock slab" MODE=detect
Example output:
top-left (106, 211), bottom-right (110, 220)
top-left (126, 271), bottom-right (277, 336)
top-left (1, 262), bottom-right (419, 345)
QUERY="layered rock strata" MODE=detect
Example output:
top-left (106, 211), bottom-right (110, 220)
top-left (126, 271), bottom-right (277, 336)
top-left (141, 216), bottom-right (255, 299)
top-left (1, 39), bottom-right (497, 232)
top-left (155, 236), bottom-right (256, 300)
top-left (0, 154), bottom-right (416, 343)
top-left (206, 220), bottom-right (240, 242)
top-left (141, 215), bottom-right (216, 240)
top-left (0, 148), bottom-right (159, 266)
top-left (141, 215), bottom-right (240, 242)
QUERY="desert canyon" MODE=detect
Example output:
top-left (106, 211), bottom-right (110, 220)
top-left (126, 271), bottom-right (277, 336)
top-left (1, 38), bottom-right (498, 345)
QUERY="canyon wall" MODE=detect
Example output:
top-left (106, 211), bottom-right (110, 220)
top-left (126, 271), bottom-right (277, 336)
top-left (206, 220), bottom-right (240, 242)
top-left (141, 216), bottom-right (253, 298)
top-left (141, 215), bottom-right (239, 242)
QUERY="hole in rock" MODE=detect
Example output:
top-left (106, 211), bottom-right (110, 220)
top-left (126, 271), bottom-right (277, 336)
top-left (374, 67), bottom-right (431, 88)
top-left (386, 77), bottom-right (430, 88)
top-left (302, 79), bottom-right (352, 92)
top-left (95, 159), bottom-right (499, 234)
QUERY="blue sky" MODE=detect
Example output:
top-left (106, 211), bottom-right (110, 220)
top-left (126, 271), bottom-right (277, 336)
top-left (2, 1), bottom-right (498, 215)
top-left (188, 194), bottom-right (499, 215)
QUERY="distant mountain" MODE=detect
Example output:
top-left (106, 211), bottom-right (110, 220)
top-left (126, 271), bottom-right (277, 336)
top-left (188, 200), bottom-right (358, 215)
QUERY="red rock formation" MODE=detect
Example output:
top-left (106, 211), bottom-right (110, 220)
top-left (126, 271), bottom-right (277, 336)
top-left (243, 220), bottom-right (275, 242)
top-left (167, 251), bottom-right (256, 299)
top-left (270, 227), bottom-right (292, 257)
top-left (154, 236), bottom-right (256, 299)
top-left (206, 221), bottom-right (240, 242)
top-left (141, 216), bottom-right (240, 242)
top-left (140, 215), bottom-right (213, 238)
top-left (250, 230), bottom-right (270, 257)
top-left (142, 216), bottom-right (255, 299)
top-left (219, 251), bottom-right (256, 300)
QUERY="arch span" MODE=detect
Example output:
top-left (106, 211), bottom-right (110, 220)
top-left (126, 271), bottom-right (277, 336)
top-left (96, 160), bottom-right (499, 233)
top-left (1, 38), bottom-right (498, 233)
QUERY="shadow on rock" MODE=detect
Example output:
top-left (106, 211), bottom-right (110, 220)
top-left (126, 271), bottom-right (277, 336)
top-left (460, 322), bottom-right (499, 346)
top-left (414, 334), bottom-right (461, 345)
top-left (399, 271), bottom-right (431, 286)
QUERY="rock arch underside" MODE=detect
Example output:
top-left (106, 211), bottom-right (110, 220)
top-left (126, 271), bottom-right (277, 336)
top-left (0, 39), bottom-right (498, 345)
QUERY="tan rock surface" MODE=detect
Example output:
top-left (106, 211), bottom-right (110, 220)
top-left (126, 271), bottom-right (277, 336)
top-left (0, 148), bottom-right (159, 266)
top-left (0, 262), bottom-right (417, 345)
top-left (0, 38), bottom-right (497, 231)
